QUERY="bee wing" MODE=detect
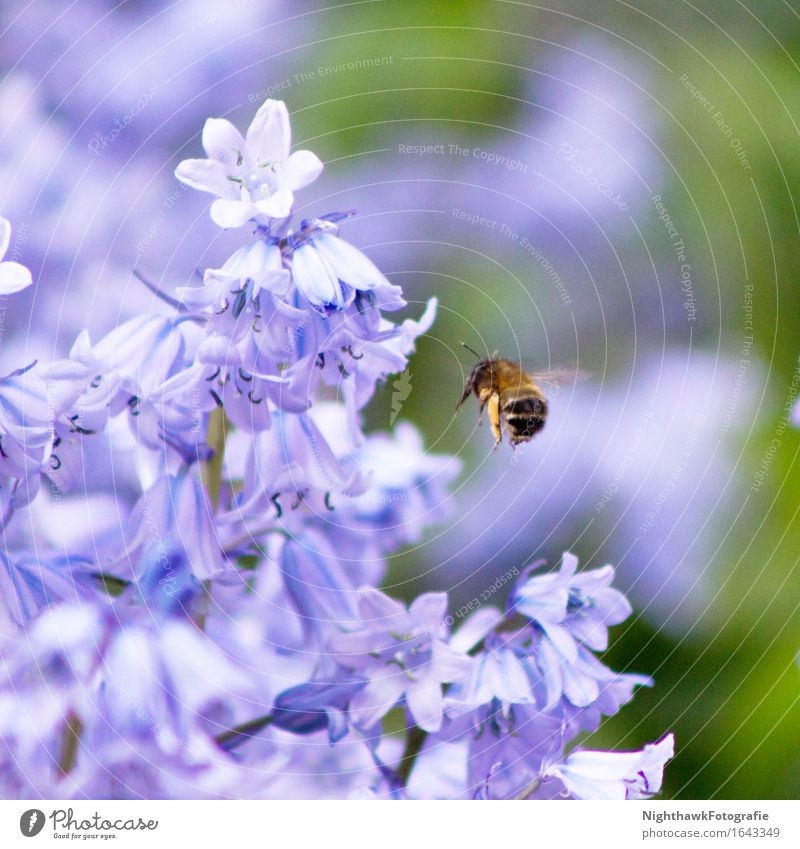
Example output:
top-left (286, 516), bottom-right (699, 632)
top-left (528, 367), bottom-right (591, 388)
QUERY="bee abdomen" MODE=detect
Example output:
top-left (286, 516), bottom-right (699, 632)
top-left (506, 415), bottom-right (546, 442)
top-left (504, 396), bottom-right (547, 417)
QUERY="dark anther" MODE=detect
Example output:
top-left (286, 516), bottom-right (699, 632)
top-left (209, 389), bottom-right (224, 408)
top-left (71, 424), bottom-right (97, 436)
top-left (342, 345), bottom-right (363, 360)
top-left (271, 493), bottom-right (283, 519)
top-left (338, 362), bottom-right (350, 378)
top-left (324, 492), bottom-right (335, 511)
top-left (50, 455), bottom-right (62, 471)
top-left (205, 366), bottom-right (221, 382)
top-left (247, 389), bottom-right (263, 404)
top-left (316, 352), bottom-right (325, 369)
top-left (290, 491), bottom-right (306, 510)
top-left (90, 374), bottom-right (103, 388)
top-left (238, 367), bottom-right (253, 382)
top-left (214, 298), bottom-right (230, 315)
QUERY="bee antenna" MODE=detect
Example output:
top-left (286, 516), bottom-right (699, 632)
top-left (459, 341), bottom-right (482, 359)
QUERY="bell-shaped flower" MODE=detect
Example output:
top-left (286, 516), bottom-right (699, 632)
top-left (225, 408), bottom-right (370, 536)
top-left (0, 550), bottom-right (99, 628)
top-left (508, 553), bottom-right (640, 711)
top-left (0, 362), bottom-right (53, 510)
top-left (328, 588), bottom-right (472, 733)
top-left (277, 531), bottom-right (362, 659)
top-left (111, 472), bottom-right (230, 582)
top-left (175, 98), bottom-right (323, 228)
top-left (464, 702), bottom-right (565, 799)
top-left (541, 734), bottom-right (675, 799)
top-left (289, 223), bottom-right (404, 315)
top-left (0, 216), bottom-right (32, 294)
top-left (342, 298), bottom-right (437, 412)
top-left (178, 239), bottom-right (291, 344)
top-left (565, 562), bottom-right (633, 651)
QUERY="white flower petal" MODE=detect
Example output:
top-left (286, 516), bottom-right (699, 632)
top-left (312, 234), bottom-right (393, 294)
top-left (209, 198), bottom-right (257, 228)
top-left (202, 118), bottom-right (245, 167)
top-left (174, 157), bottom-right (230, 196)
top-left (246, 98), bottom-right (291, 164)
top-left (0, 217), bottom-right (10, 258)
top-left (254, 187), bottom-right (294, 219)
top-left (291, 243), bottom-right (344, 308)
top-left (285, 149), bottom-right (324, 190)
top-left (0, 261), bottom-right (33, 294)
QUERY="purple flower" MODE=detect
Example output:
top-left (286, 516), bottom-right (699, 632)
top-left (175, 99), bottom-right (323, 228)
top-left (269, 677), bottom-right (367, 744)
top-left (0, 362), bottom-right (53, 513)
top-left (508, 553), bottom-right (636, 710)
top-left (329, 589), bottom-right (472, 732)
top-left (111, 473), bottom-right (230, 582)
top-left (0, 550), bottom-right (98, 628)
top-left (288, 222), bottom-right (405, 314)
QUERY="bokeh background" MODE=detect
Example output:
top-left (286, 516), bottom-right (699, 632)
top-left (2, 0), bottom-right (800, 799)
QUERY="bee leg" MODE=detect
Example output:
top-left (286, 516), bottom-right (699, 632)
top-left (487, 394), bottom-right (502, 448)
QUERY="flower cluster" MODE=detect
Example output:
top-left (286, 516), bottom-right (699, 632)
top-left (0, 99), bottom-right (673, 799)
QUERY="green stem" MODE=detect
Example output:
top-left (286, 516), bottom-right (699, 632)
top-left (58, 712), bottom-right (83, 776)
top-left (202, 406), bottom-right (228, 513)
top-left (197, 407), bottom-right (229, 629)
top-left (513, 775), bottom-right (542, 800)
top-left (395, 725), bottom-right (427, 786)
top-left (215, 714), bottom-right (274, 750)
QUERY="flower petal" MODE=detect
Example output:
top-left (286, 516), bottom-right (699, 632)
top-left (406, 677), bottom-right (444, 732)
top-left (0, 261), bottom-right (33, 294)
top-left (0, 217), bottom-right (10, 258)
top-left (409, 592), bottom-right (448, 629)
top-left (254, 187), bottom-right (294, 219)
top-left (174, 157), bottom-right (230, 196)
top-left (246, 98), bottom-right (291, 164)
top-left (210, 198), bottom-right (257, 228)
top-left (350, 674), bottom-right (406, 727)
top-left (202, 118), bottom-right (245, 167)
top-left (285, 149), bottom-right (324, 190)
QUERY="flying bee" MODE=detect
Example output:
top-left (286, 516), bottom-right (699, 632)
top-left (456, 343), bottom-right (586, 448)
